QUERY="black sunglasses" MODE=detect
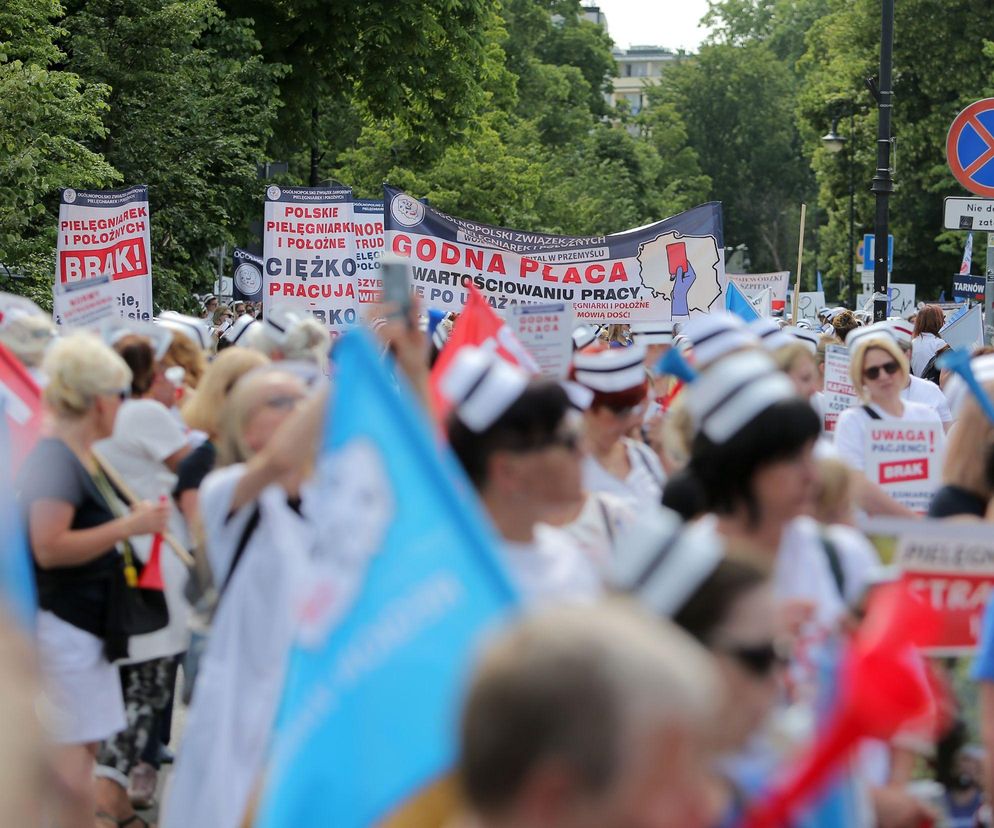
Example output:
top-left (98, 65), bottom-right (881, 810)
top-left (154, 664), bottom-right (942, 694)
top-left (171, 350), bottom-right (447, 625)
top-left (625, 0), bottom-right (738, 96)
top-left (864, 360), bottom-right (900, 381)
top-left (719, 641), bottom-right (788, 677)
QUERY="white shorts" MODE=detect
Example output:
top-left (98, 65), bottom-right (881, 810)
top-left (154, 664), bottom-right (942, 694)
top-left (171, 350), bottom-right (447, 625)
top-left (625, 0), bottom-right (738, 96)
top-left (35, 611), bottom-right (126, 744)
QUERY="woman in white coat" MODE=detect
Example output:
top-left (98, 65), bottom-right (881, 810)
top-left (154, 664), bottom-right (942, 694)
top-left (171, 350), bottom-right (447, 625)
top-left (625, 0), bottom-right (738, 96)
top-left (162, 369), bottom-right (326, 828)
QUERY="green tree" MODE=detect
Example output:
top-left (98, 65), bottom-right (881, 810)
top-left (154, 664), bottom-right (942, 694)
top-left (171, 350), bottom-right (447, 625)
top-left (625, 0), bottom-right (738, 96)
top-left (62, 0), bottom-right (285, 309)
top-left (796, 0), bottom-right (994, 300)
top-left (653, 41), bottom-right (812, 273)
top-left (0, 0), bottom-right (117, 306)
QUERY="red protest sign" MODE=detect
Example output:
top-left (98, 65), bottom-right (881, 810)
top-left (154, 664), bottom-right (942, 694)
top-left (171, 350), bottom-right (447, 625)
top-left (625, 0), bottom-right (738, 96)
top-left (0, 342), bottom-right (44, 473)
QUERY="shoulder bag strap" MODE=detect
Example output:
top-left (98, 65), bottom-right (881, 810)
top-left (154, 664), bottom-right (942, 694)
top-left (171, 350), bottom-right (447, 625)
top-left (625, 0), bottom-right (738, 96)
top-left (861, 405), bottom-right (882, 420)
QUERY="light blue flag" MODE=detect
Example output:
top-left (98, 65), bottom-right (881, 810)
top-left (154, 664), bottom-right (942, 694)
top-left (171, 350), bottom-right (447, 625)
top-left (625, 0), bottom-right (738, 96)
top-left (255, 331), bottom-right (519, 828)
top-left (816, 270), bottom-right (823, 293)
top-left (725, 280), bottom-right (760, 322)
top-left (0, 407), bottom-right (36, 629)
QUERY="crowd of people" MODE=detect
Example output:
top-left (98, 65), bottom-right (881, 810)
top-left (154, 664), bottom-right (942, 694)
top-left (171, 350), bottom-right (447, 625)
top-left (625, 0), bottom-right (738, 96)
top-left (2, 287), bottom-right (994, 828)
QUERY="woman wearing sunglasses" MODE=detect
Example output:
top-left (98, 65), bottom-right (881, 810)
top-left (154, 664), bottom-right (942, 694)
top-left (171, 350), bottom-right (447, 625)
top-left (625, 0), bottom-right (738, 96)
top-left (834, 330), bottom-right (943, 476)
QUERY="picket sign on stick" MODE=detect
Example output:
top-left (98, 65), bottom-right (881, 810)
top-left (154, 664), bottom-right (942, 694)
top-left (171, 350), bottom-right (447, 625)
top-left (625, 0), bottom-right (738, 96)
top-left (791, 203), bottom-right (807, 325)
top-left (91, 449), bottom-right (194, 568)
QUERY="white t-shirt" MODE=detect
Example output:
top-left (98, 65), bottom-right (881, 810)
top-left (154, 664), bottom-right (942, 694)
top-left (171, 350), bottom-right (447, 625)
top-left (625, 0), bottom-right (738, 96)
top-left (833, 400), bottom-right (943, 472)
top-left (96, 398), bottom-right (191, 661)
top-left (163, 465), bottom-right (315, 828)
top-left (582, 437), bottom-right (665, 510)
top-left (774, 516), bottom-right (848, 629)
top-left (544, 492), bottom-right (636, 575)
top-left (501, 525), bottom-right (601, 605)
top-left (911, 333), bottom-right (946, 377)
top-left (902, 374), bottom-right (952, 425)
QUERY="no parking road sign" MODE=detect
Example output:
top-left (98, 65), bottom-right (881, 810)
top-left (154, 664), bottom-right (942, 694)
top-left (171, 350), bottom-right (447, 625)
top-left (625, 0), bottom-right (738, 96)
top-left (947, 98), bottom-right (994, 197)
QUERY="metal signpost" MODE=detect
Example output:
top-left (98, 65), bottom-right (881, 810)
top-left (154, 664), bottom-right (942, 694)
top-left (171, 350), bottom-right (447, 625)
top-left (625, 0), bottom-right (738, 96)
top-left (945, 97), bottom-right (994, 343)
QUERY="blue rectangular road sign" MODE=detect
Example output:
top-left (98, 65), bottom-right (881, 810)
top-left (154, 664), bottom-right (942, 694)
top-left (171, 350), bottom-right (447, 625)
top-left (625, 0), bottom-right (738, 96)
top-left (861, 234), bottom-right (894, 273)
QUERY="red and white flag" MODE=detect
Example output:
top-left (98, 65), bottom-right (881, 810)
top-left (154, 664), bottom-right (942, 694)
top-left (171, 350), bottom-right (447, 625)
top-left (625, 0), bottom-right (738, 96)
top-left (0, 342), bottom-right (43, 473)
top-left (429, 285), bottom-right (538, 421)
top-left (960, 232), bottom-right (974, 275)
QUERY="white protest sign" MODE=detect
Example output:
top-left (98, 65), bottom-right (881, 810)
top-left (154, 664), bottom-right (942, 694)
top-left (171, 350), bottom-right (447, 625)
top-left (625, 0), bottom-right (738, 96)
top-left (53, 274), bottom-right (118, 329)
top-left (940, 303), bottom-right (985, 351)
top-left (822, 344), bottom-right (857, 436)
top-left (55, 185), bottom-right (153, 322)
top-left (887, 283), bottom-right (916, 317)
top-left (864, 421), bottom-right (943, 514)
top-left (507, 302), bottom-right (573, 379)
top-left (751, 287), bottom-right (773, 318)
top-left (892, 522), bottom-right (994, 654)
top-left (263, 185), bottom-right (358, 336)
top-left (729, 272), bottom-right (789, 314)
top-left (795, 291), bottom-right (825, 320)
top-left (352, 199), bottom-right (384, 310)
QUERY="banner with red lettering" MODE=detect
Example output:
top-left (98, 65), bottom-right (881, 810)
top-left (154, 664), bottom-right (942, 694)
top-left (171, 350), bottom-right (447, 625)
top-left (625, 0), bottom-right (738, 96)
top-left (263, 185), bottom-right (357, 335)
top-left (383, 186), bottom-right (725, 323)
top-left (864, 422), bottom-right (943, 514)
top-left (54, 185), bottom-right (153, 323)
top-left (352, 199), bottom-right (385, 308)
top-left (892, 522), bottom-right (994, 654)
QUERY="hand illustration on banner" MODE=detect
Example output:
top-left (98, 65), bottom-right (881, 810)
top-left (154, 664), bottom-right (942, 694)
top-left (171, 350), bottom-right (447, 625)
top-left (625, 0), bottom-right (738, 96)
top-left (668, 242), bottom-right (697, 317)
top-left (637, 231), bottom-right (722, 316)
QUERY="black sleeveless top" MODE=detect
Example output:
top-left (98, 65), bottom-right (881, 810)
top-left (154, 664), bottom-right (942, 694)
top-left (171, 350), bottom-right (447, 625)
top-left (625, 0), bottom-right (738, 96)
top-left (16, 438), bottom-right (121, 638)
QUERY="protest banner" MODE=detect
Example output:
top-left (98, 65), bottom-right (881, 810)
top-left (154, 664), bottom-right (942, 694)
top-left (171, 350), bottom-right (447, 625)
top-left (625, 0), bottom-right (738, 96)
top-left (232, 248), bottom-right (264, 303)
top-left (822, 344), bottom-right (858, 435)
top-left (508, 301), bottom-right (573, 378)
top-left (864, 422), bottom-right (943, 514)
top-left (895, 524), bottom-right (994, 654)
top-left (55, 186), bottom-right (153, 322)
top-left (263, 185), bottom-right (357, 335)
top-left (728, 271), bottom-right (789, 314)
top-left (953, 274), bottom-right (985, 303)
top-left (353, 199), bottom-right (385, 308)
top-left (859, 518), bottom-right (994, 654)
top-left (256, 331), bottom-right (518, 827)
top-left (383, 186), bottom-right (725, 323)
top-left (53, 274), bottom-right (117, 329)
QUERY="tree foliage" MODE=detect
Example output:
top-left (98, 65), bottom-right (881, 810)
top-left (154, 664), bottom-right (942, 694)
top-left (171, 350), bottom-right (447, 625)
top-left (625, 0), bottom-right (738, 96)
top-left (3, 0), bottom-right (989, 309)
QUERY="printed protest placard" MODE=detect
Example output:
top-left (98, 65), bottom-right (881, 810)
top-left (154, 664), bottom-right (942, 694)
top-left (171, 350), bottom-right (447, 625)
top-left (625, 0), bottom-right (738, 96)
top-left (55, 186), bottom-right (153, 322)
top-left (822, 345), bottom-right (857, 435)
top-left (53, 275), bottom-right (117, 329)
top-left (263, 185), bottom-right (357, 335)
top-left (508, 302), bottom-right (573, 378)
top-left (894, 523), bottom-right (994, 653)
top-left (353, 199), bottom-right (385, 309)
top-left (728, 272), bottom-right (789, 314)
top-left (864, 422), bottom-right (943, 513)
top-left (383, 186), bottom-right (725, 323)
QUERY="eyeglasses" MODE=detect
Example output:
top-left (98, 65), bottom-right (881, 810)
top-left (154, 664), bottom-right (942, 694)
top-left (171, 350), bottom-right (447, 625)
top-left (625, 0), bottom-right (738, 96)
top-left (863, 361), bottom-right (900, 381)
top-left (717, 640), bottom-right (788, 677)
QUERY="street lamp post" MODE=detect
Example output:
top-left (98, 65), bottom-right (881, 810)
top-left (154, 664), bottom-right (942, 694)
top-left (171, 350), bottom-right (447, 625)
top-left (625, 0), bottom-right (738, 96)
top-left (822, 113), bottom-right (857, 306)
top-left (871, 0), bottom-right (895, 323)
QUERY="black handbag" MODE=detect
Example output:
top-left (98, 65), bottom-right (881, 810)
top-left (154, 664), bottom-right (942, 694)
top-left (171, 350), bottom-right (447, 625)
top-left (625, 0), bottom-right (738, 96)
top-left (90, 465), bottom-right (169, 656)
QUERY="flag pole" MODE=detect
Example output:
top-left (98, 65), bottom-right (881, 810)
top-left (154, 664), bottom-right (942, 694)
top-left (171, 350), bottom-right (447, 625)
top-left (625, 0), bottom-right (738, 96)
top-left (792, 203), bottom-right (807, 323)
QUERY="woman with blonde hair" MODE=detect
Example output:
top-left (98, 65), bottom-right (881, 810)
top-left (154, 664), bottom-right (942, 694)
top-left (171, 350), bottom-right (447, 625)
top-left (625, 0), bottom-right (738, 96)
top-left (834, 331), bottom-right (943, 474)
top-left (15, 333), bottom-right (169, 827)
top-left (175, 348), bottom-right (270, 536)
top-left (163, 368), bottom-right (326, 828)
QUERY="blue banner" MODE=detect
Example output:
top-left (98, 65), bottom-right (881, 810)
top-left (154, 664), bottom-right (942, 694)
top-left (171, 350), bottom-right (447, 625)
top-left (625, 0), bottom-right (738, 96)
top-left (953, 273), bottom-right (985, 303)
top-left (0, 409), bottom-right (36, 629)
top-left (255, 331), bottom-right (519, 828)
